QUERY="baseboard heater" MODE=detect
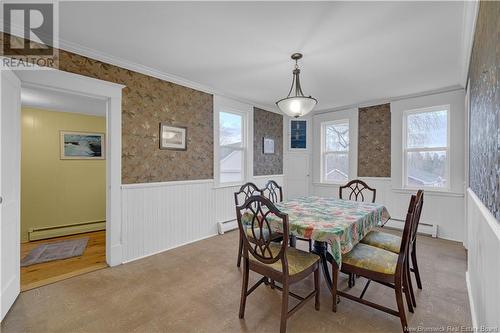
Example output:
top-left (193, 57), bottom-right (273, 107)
top-left (28, 220), bottom-right (106, 241)
top-left (383, 218), bottom-right (438, 238)
top-left (217, 219), bottom-right (238, 235)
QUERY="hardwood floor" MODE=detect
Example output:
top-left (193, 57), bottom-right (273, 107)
top-left (20, 230), bottom-right (107, 291)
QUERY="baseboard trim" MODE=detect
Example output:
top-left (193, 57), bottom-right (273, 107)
top-left (465, 271), bottom-right (478, 329)
top-left (122, 233), bottom-right (219, 264)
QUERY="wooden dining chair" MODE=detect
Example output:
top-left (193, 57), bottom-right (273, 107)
top-left (339, 179), bottom-right (376, 203)
top-left (234, 182), bottom-right (263, 268)
top-left (333, 193), bottom-right (422, 332)
top-left (339, 179), bottom-right (376, 286)
top-left (360, 190), bottom-right (424, 306)
top-left (236, 195), bottom-right (320, 333)
top-left (261, 180), bottom-right (313, 252)
top-left (261, 180), bottom-right (283, 203)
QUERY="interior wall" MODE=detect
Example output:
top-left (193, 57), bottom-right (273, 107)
top-left (253, 107), bottom-right (283, 176)
top-left (358, 103), bottom-right (391, 177)
top-left (301, 89), bottom-right (466, 241)
top-left (468, 1), bottom-right (499, 220)
top-left (21, 108), bottom-right (106, 241)
top-left (0, 32), bottom-right (213, 185)
top-left (466, 1), bottom-right (500, 328)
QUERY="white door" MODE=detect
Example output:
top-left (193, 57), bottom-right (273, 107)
top-left (0, 69), bottom-right (21, 321)
top-left (284, 153), bottom-right (310, 199)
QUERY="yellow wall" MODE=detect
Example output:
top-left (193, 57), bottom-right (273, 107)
top-left (21, 108), bottom-right (106, 241)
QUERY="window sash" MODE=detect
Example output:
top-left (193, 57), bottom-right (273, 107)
top-left (217, 109), bottom-right (246, 185)
top-left (321, 119), bottom-right (350, 183)
top-left (402, 106), bottom-right (450, 191)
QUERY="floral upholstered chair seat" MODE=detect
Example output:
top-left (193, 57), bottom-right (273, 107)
top-left (342, 243), bottom-right (398, 275)
top-left (360, 230), bottom-right (401, 254)
top-left (248, 243), bottom-right (320, 276)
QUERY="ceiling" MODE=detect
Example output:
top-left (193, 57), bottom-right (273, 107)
top-left (58, 1), bottom-right (467, 112)
top-left (21, 85), bottom-right (106, 116)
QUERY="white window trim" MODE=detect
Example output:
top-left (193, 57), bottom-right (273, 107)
top-left (320, 119), bottom-right (350, 184)
top-left (214, 107), bottom-right (249, 187)
top-left (402, 104), bottom-right (451, 192)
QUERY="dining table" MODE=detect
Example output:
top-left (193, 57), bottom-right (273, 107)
top-left (245, 196), bottom-right (391, 292)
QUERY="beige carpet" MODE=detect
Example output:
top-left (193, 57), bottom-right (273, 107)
top-left (2, 229), bottom-right (471, 332)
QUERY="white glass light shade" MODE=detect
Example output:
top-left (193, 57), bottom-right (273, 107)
top-left (276, 96), bottom-right (317, 118)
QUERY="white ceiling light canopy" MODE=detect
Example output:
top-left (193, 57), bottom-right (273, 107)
top-left (276, 53), bottom-right (317, 118)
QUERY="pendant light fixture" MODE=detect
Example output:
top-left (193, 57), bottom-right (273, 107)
top-left (276, 53), bottom-right (317, 118)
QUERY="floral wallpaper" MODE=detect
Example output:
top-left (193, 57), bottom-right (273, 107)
top-left (1, 33), bottom-right (214, 184)
top-left (253, 108), bottom-right (283, 176)
top-left (468, 1), bottom-right (499, 220)
top-left (357, 103), bottom-right (391, 177)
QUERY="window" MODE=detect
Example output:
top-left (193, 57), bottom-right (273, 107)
top-left (321, 120), bottom-right (349, 183)
top-left (219, 110), bottom-right (245, 184)
top-left (290, 119), bottom-right (307, 150)
top-left (403, 105), bottom-right (449, 189)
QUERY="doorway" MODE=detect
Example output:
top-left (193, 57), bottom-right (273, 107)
top-left (19, 86), bottom-right (108, 291)
top-left (1, 68), bottom-right (124, 320)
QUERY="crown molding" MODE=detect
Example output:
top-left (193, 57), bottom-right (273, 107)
top-left (460, 0), bottom-right (479, 89)
top-left (313, 85), bottom-right (464, 115)
top-left (57, 38), bottom-right (281, 114)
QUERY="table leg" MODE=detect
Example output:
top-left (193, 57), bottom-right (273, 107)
top-left (312, 241), bottom-right (333, 291)
top-left (312, 240), bottom-right (340, 308)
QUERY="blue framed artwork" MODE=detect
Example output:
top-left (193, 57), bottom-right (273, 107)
top-left (290, 119), bottom-right (307, 150)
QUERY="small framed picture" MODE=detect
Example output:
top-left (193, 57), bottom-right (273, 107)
top-left (289, 119), bottom-right (307, 150)
top-left (160, 124), bottom-right (187, 150)
top-left (263, 137), bottom-right (275, 154)
top-left (60, 131), bottom-right (105, 160)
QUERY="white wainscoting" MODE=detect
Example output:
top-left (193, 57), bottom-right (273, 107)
top-left (121, 175), bottom-right (284, 263)
top-left (466, 188), bottom-right (500, 329)
top-left (312, 177), bottom-right (465, 241)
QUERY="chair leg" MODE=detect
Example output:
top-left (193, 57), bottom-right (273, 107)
top-left (314, 268), bottom-right (320, 310)
top-left (406, 258), bottom-right (416, 307)
top-left (403, 267), bottom-right (414, 313)
top-left (239, 258), bottom-right (249, 318)
top-left (308, 239), bottom-right (312, 252)
top-left (411, 246), bottom-right (422, 290)
top-left (237, 235), bottom-right (243, 268)
top-left (395, 279), bottom-right (409, 332)
top-left (332, 263), bottom-right (338, 312)
top-left (280, 281), bottom-right (289, 333)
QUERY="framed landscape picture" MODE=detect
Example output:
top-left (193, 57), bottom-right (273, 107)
top-left (60, 131), bottom-right (105, 159)
top-left (160, 124), bottom-right (187, 150)
top-left (290, 119), bottom-right (307, 150)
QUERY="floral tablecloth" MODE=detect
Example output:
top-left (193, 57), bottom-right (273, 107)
top-left (242, 196), bottom-right (390, 267)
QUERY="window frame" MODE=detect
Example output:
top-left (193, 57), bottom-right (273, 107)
top-left (216, 108), bottom-right (248, 187)
top-left (402, 104), bottom-right (451, 192)
top-left (320, 119), bottom-right (350, 184)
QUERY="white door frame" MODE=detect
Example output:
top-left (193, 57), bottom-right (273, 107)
top-left (15, 69), bottom-right (125, 266)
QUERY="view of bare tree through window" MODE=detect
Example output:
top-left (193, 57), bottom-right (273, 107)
top-left (405, 109), bottom-right (448, 188)
top-left (323, 121), bottom-right (349, 182)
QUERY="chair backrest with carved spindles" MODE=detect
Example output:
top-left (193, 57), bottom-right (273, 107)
top-left (234, 182), bottom-right (262, 207)
top-left (236, 195), bottom-right (289, 272)
top-left (261, 180), bottom-right (283, 203)
top-left (339, 179), bottom-right (376, 203)
top-left (410, 190), bottom-right (424, 245)
top-left (395, 193), bottom-right (421, 277)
